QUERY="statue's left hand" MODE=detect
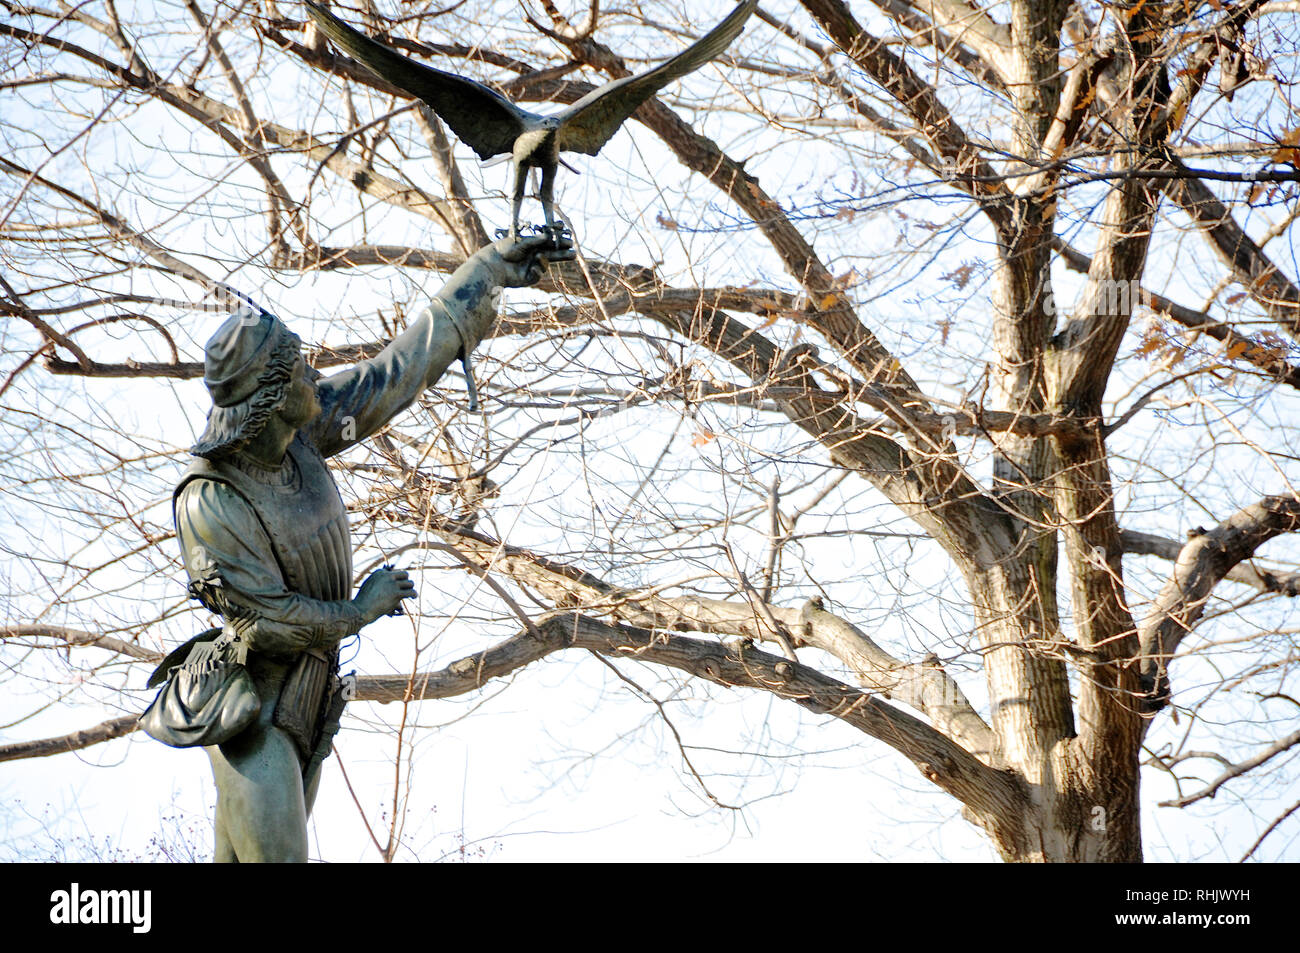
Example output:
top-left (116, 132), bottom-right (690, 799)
top-left (489, 233), bottom-right (577, 287)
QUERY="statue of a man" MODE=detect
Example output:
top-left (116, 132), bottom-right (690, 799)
top-left (166, 235), bottom-right (570, 862)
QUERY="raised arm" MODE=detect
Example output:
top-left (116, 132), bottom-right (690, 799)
top-left (307, 234), bottom-right (573, 458)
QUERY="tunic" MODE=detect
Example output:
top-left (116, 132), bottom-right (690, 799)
top-left (173, 274), bottom-right (500, 766)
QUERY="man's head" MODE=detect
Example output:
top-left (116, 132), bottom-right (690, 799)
top-left (191, 309), bottom-right (316, 459)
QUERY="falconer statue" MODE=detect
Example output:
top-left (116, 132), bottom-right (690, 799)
top-left (146, 233), bottom-right (572, 862)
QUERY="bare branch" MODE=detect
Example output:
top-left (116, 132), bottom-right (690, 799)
top-left (2, 624), bottom-right (163, 662)
top-left (411, 521), bottom-right (996, 759)
top-left (800, 0), bottom-right (1014, 234)
top-left (1121, 529), bottom-right (1300, 596)
top-left (0, 714), bottom-right (141, 763)
top-left (1165, 159), bottom-right (1300, 340)
top-left (1159, 728), bottom-right (1300, 807)
top-left (1139, 495), bottom-right (1300, 711)
top-left (1055, 237), bottom-right (1300, 391)
top-left (0, 154), bottom-right (217, 288)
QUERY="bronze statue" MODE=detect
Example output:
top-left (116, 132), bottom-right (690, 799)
top-left (153, 234), bottom-right (572, 862)
top-left (305, 0), bottom-right (758, 239)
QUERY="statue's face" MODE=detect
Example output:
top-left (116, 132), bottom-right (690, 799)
top-left (279, 353), bottom-right (322, 429)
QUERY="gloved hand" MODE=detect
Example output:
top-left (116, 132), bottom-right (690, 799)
top-left (488, 231), bottom-right (577, 287)
top-left (353, 565), bottom-right (416, 622)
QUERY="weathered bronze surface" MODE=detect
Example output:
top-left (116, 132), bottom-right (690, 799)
top-left (162, 235), bottom-right (572, 862)
top-left (305, 0), bottom-right (757, 238)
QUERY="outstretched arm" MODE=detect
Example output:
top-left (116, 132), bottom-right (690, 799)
top-left (308, 234), bottom-right (573, 457)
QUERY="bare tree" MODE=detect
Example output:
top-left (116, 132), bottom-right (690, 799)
top-left (2, 0), bottom-right (1299, 862)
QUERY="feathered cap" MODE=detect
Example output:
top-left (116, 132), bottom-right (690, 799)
top-left (191, 307), bottom-right (301, 459)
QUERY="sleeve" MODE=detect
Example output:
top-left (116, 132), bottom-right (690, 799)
top-left (307, 252), bottom-right (504, 458)
top-left (175, 478), bottom-right (365, 659)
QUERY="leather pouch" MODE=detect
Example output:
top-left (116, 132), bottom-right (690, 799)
top-left (140, 631), bottom-right (260, 748)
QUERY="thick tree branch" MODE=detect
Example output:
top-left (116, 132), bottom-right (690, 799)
top-left (1164, 159), bottom-right (1300, 340)
top-left (1042, 3), bottom-right (1170, 812)
top-left (364, 613), bottom-right (1025, 848)
top-left (0, 714), bottom-right (141, 764)
top-left (1, 612), bottom-right (1023, 853)
top-left (1054, 237), bottom-right (1300, 391)
top-left (796, 599), bottom-right (994, 760)
top-left (1138, 494), bottom-right (1300, 714)
top-left (2, 624), bottom-right (163, 662)
top-left (409, 521), bottom-right (996, 759)
top-left (558, 615), bottom-right (1025, 840)
top-left (872, 0), bottom-right (1011, 75)
top-left (800, 0), bottom-right (1014, 236)
top-left (865, 0), bottom-right (1010, 88)
top-left (1122, 528), bottom-right (1300, 595)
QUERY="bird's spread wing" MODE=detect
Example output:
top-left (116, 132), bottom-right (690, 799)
top-left (556, 0), bottom-right (757, 157)
top-left (305, 1), bottom-right (528, 160)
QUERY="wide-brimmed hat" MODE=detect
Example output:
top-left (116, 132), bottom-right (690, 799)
top-left (191, 308), bottom-right (302, 459)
